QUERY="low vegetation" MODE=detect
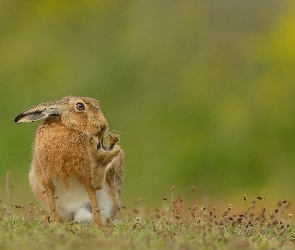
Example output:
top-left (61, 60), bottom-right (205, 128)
top-left (1, 187), bottom-right (295, 250)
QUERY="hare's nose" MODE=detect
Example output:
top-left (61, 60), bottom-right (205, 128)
top-left (100, 124), bottom-right (107, 132)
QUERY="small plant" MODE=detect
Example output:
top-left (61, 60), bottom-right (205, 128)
top-left (173, 197), bottom-right (183, 217)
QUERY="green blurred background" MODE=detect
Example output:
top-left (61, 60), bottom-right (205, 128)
top-left (1, 0), bottom-right (295, 207)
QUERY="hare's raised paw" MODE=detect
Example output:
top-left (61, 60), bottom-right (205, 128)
top-left (108, 133), bottom-right (120, 150)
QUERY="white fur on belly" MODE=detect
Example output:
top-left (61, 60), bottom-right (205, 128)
top-left (52, 177), bottom-right (113, 223)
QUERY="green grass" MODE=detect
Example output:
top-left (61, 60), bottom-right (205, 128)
top-left (1, 194), bottom-right (295, 250)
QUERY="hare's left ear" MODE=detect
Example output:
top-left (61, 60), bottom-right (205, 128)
top-left (14, 100), bottom-right (63, 124)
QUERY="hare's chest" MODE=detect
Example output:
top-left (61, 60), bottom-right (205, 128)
top-left (35, 123), bottom-right (91, 178)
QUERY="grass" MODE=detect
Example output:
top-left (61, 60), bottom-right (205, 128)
top-left (1, 187), bottom-right (295, 250)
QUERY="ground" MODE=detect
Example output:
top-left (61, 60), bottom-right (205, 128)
top-left (1, 194), bottom-right (295, 250)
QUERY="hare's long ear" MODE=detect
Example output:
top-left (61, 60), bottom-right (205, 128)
top-left (14, 101), bottom-right (63, 124)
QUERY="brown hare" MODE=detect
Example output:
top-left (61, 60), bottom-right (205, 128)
top-left (14, 96), bottom-right (124, 227)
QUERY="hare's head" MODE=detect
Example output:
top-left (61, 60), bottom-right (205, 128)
top-left (14, 96), bottom-right (108, 137)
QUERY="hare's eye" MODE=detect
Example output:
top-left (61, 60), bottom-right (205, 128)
top-left (76, 102), bottom-right (85, 111)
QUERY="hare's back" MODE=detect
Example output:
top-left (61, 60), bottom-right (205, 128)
top-left (34, 118), bottom-right (91, 179)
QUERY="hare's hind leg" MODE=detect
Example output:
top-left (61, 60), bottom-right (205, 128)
top-left (106, 146), bottom-right (124, 214)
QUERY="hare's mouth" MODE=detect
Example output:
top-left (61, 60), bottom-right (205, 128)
top-left (100, 124), bottom-right (107, 132)
top-left (89, 123), bottom-right (107, 137)
top-left (97, 124), bottom-right (107, 135)
top-left (94, 130), bottom-right (107, 140)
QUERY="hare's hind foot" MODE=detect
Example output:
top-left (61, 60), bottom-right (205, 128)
top-left (108, 133), bottom-right (120, 150)
top-left (101, 133), bottom-right (120, 151)
top-left (89, 137), bottom-right (120, 190)
top-left (89, 137), bottom-right (120, 166)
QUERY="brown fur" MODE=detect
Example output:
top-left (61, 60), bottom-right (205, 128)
top-left (15, 96), bottom-right (124, 227)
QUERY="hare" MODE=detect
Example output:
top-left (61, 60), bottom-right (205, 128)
top-left (14, 96), bottom-right (124, 227)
